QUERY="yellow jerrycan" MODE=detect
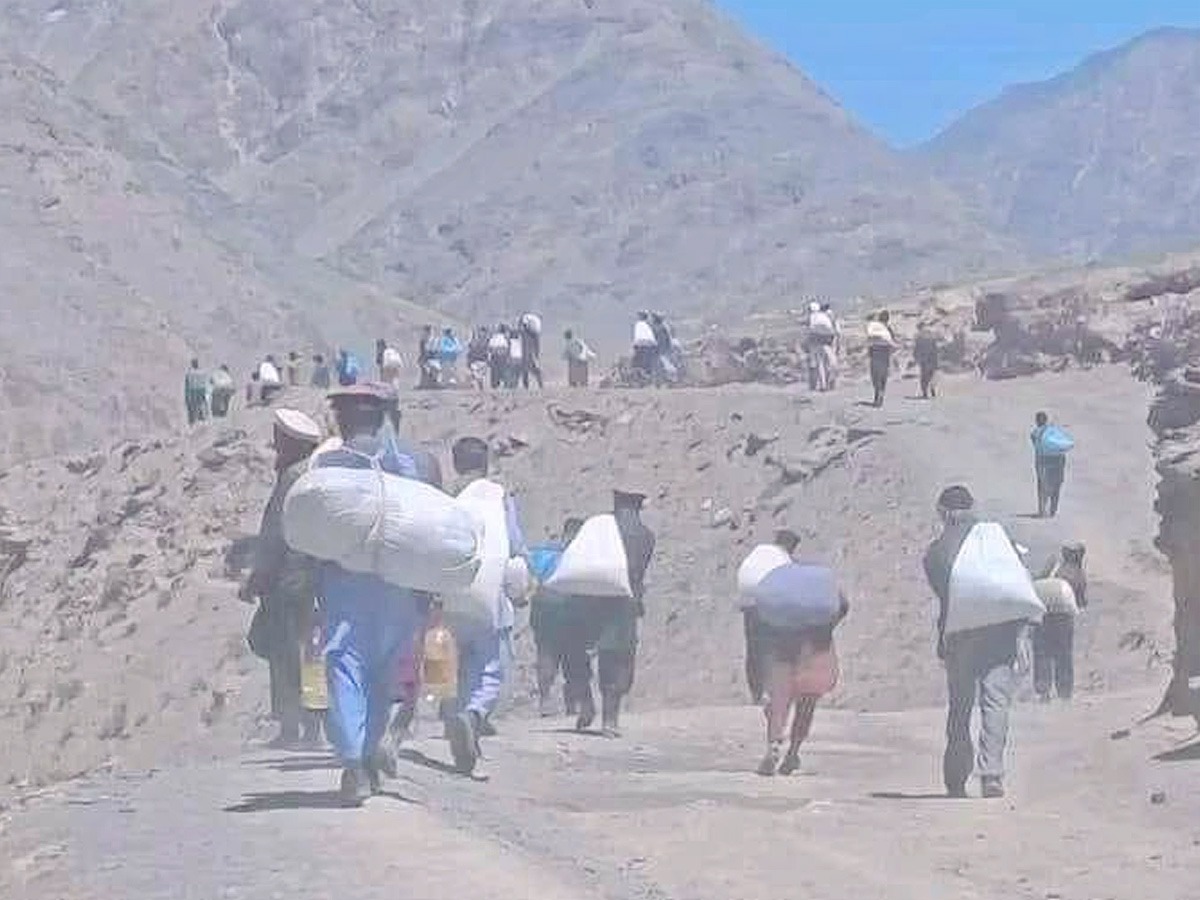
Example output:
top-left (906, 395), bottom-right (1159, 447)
top-left (300, 619), bottom-right (328, 712)
top-left (422, 612), bottom-right (459, 703)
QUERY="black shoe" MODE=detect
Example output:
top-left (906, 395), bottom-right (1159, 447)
top-left (778, 752), bottom-right (801, 776)
top-left (981, 777), bottom-right (1005, 799)
top-left (946, 783), bottom-right (968, 799)
top-left (339, 767), bottom-right (371, 807)
top-left (477, 717), bottom-right (498, 738)
top-left (757, 745), bottom-right (781, 777)
top-left (575, 693), bottom-right (596, 732)
top-left (448, 712), bottom-right (480, 775)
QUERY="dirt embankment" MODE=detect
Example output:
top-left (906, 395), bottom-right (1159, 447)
top-left (0, 367), bottom-right (1171, 795)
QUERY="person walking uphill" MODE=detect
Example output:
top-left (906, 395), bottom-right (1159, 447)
top-left (241, 409), bottom-right (324, 749)
top-left (1033, 543), bottom-right (1087, 702)
top-left (529, 517), bottom-right (586, 717)
top-left (569, 490), bottom-right (656, 738)
top-left (923, 485), bottom-right (1044, 799)
top-left (184, 359), bottom-right (210, 425)
top-left (1031, 411), bottom-right (1073, 517)
top-left (564, 329), bottom-right (597, 388)
top-left (314, 384), bottom-right (439, 806)
top-left (738, 530), bottom-right (848, 776)
top-left (443, 436), bottom-right (528, 774)
top-left (866, 311), bottom-right (898, 407)
top-left (913, 325), bottom-right (940, 400)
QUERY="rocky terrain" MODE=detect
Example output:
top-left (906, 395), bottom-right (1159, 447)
top-left (920, 27), bottom-right (1200, 261)
top-left (0, 361), bottom-right (1171, 797)
top-left (0, 0), bottom-right (1029, 463)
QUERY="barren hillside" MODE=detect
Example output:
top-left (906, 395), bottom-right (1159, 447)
top-left (0, 0), bottom-right (1023, 467)
top-left (920, 28), bottom-right (1200, 261)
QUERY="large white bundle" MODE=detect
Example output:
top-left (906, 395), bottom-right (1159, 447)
top-left (283, 465), bottom-right (481, 594)
top-left (946, 522), bottom-right (1045, 634)
top-left (735, 544), bottom-right (792, 609)
top-left (443, 479), bottom-right (510, 624)
top-left (545, 514), bottom-right (632, 599)
top-left (1034, 577), bottom-right (1079, 616)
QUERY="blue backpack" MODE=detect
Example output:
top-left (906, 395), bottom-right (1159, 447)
top-left (1038, 425), bottom-right (1075, 455)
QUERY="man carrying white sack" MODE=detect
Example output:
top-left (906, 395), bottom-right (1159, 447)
top-left (315, 383), bottom-right (439, 806)
top-left (442, 436), bottom-right (528, 775)
top-left (923, 485), bottom-right (1043, 800)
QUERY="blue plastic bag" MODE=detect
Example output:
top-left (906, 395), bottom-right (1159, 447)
top-left (528, 545), bottom-right (564, 583)
top-left (1038, 425), bottom-right (1075, 455)
top-left (751, 563), bottom-right (841, 630)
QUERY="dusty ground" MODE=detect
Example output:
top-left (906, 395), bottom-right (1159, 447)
top-left (0, 364), bottom-right (1172, 795)
top-left (1, 691), bottom-right (1196, 900)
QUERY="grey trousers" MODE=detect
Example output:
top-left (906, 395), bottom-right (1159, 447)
top-left (943, 622), bottom-right (1020, 790)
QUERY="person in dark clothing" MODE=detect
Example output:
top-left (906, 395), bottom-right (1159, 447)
top-left (867, 311), bottom-right (897, 407)
top-left (519, 316), bottom-right (544, 389)
top-left (241, 409), bottom-right (324, 748)
top-left (631, 312), bottom-right (659, 379)
top-left (531, 517), bottom-right (585, 717)
top-left (1031, 411), bottom-right (1067, 517)
top-left (650, 313), bottom-right (674, 383)
top-left (310, 354), bottom-right (332, 390)
top-left (1033, 543), bottom-right (1087, 701)
top-left (184, 359), bottom-right (209, 425)
top-left (923, 485), bottom-right (1028, 800)
top-left (913, 326), bottom-right (940, 399)
top-left (566, 490), bottom-right (656, 738)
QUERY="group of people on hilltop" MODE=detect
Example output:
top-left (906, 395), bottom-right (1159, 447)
top-left (630, 311), bottom-right (682, 385)
top-left (240, 382), bottom-right (656, 806)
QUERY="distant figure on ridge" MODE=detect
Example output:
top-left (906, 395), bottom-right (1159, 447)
top-left (310, 354), bottom-right (332, 390)
top-left (865, 311), bottom-right (898, 407)
top-left (631, 312), bottom-right (658, 381)
top-left (563, 329), bottom-right (597, 388)
top-left (913, 325), bottom-right (940, 400)
top-left (210, 364), bottom-right (236, 418)
top-left (184, 358), bottom-right (210, 425)
top-left (519, 313), bottom-right (544, 389)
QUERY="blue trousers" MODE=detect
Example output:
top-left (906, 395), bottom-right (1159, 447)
top-left (323, 593), bottom-right (419, 766)
top-left (444, 622), bottom-right (509, 719)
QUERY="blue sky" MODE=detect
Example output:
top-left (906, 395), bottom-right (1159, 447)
top-left (717, 2), bottom-right (1200, 146)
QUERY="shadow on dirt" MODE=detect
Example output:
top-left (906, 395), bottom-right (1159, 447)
top-left (398, 749), bottom-right (490, 782)
top-left (243, 754), bottom-right (342, 773)
top-left (223, 789), bottom-right (417, 813)
top-left (1153, 740), bottom-right (1200, 763)
top-left (869, 791), bottom-right (959, 801)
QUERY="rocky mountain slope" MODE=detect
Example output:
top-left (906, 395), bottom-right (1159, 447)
top-left (920, 28), bottom-right (1200, 261)
top-left (0, 56), bottom-right (436, 464)
top-left (0, 0), bottom-right (1026, 464)
top-left (0, 369), bottom-right (1169, 796)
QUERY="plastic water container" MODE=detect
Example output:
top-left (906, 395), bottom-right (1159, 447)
top-left (300, 624), bottom-right (328, 711)
top-left (422, 620), bottom-right (458, 704)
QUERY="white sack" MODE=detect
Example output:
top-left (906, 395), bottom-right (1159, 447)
top-left (545, 514), bottom-right (632, 598)
top-left (736, 544), bottom-right (792, 609)
top-left (946, 522), bottom-right (1045, 634)
top-left (283, 465), bottom-right (481, 594)
top-left (443, 478), bottom-right (510, 623)
top-left (1034, 577), bottom-right (1079, 616)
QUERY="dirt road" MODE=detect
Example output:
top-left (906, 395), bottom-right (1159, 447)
top-left (3, 690), bottom-right (1196, 900)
